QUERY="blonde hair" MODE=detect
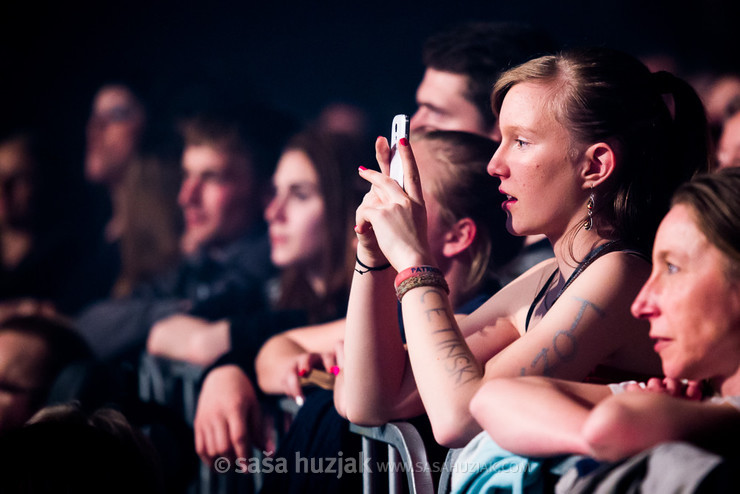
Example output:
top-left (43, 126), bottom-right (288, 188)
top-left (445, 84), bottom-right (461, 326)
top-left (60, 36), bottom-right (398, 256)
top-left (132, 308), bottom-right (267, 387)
top-left (672, 167), bottom-right (740, 278)
top-left (493, 48), bottom-right (711, 255)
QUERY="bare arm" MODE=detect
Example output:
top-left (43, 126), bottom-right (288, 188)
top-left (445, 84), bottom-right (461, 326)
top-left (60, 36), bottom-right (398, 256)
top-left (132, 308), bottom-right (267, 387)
top-left (342, 137), bottom-right (428, 425)
top-left (193, 364), bottom-right (262, 465)
top-left (147, 315), bottom-right (230, 366)
top-left (342, 259), bottom-right (425, 424)
top-left (470, 377), bottom-right (610, 457)
top-left (343, 137), bottom-right (658, 448)
top-left (583, 392), bottom-right (740, 461)
top-left (392, 251), bottom-right (653, 447)
top-left (472, 376), bottom-right (740, 462)
top-left (255, 318), bottom-right (345, 398)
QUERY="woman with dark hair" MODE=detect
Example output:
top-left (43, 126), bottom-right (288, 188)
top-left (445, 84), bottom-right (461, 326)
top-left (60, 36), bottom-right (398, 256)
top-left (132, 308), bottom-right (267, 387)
top-left (170, 126), bottom-right (369, 459)
top-left (146, 126), bottom-right (368, 365)
top-left (231, 130), bottom-right (520, 494)
top-left (264, 128), bottom-right (366, 324)
top-left (341, 47), bottom-right (712, 451)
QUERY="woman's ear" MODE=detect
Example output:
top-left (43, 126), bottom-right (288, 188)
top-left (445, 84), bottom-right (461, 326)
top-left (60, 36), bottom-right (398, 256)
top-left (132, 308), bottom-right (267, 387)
top-left (581, 142), bottom-right (616, 188)
top-left (442, 218), bottom-right (476, 258)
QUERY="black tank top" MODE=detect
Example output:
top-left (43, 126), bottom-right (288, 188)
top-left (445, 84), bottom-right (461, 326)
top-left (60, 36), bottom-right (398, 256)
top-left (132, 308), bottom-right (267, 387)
top-left (524, 241), bottom-right (648, 331)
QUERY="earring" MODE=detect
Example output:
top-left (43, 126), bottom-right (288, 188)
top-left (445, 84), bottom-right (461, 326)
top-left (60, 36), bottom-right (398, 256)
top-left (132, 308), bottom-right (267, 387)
top-left (584, 189), bottom-right (594, 231)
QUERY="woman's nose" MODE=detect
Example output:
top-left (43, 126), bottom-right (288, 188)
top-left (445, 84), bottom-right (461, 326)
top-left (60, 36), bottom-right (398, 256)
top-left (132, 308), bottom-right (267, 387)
top-left (487, 147), bottom-right (505, 178)
top-left (631, 276), bottom-right (658, 320)
top-left (264, 194), bottom-right (285, 223)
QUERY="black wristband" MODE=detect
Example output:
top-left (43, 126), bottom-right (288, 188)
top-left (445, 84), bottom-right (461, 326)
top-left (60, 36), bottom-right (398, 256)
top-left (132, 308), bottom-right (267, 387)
top-left (355, 255), bottom-right (391, 275)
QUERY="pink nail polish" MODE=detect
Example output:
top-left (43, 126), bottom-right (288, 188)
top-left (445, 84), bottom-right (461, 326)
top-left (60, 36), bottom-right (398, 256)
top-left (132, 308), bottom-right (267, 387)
top-left (298, 369), bottom-right (308, 377)
top-left (330, 366), bottom-right (340, 376)
top-left (358, 166), bottom-right (368, 171)
top-left (399, 137), bottom-right (409, 147)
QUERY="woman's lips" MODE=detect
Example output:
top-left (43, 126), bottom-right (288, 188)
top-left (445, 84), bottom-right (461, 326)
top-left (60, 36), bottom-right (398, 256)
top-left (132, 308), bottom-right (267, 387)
top-left (269, 233), bottom-right (287, 246)
top-left (501, 193), bottom-right (517, 211)
top-left (652, 337), bottom-right (670, 354)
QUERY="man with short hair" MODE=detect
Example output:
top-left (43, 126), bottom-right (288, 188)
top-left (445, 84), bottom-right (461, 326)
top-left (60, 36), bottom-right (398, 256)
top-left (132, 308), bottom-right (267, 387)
top-left (411, 21), bottom-right (557, 141)
top-left (0, 314), bottom-right (92, 433)
top-left (75, 111), bottom-right (289, 362)
top-left (411, 21), bottom-right (558, 283)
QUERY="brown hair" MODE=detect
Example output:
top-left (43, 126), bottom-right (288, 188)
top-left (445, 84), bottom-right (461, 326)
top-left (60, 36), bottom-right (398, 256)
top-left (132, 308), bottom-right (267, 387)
top-left (413, 130), bottom-right (522, 299)
top-left (113, 154), bottom-right (183, 297)
top-left (672, 167), bottom-right (740, 278)
top-left (275, 127), bottom-right (370, 322)
top-left (493, 47), bottom-right (712, 255)
top-left (423, 22), bottom-right (557, 131)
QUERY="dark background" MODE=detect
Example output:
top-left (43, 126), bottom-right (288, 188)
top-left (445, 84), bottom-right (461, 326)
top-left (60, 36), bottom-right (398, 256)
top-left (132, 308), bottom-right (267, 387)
top-left (2, 0), bottom-right (739, 164)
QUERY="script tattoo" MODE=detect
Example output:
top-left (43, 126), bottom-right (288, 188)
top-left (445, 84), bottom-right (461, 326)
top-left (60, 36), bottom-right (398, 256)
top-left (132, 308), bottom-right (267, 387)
top-left (520, 297), bottom-right (605, 377)
top-left (421, 289), bottom-right (478, 386)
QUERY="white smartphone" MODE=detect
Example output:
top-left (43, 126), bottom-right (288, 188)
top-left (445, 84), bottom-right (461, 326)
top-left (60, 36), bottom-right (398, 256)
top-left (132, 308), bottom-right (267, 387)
top-left (389, 114), bottom-right (409, 189)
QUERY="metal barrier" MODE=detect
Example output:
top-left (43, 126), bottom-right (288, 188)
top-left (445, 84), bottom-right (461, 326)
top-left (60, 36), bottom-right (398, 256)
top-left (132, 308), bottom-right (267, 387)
top-left (137, 354), bottom-right (300, 494)
top-left (349, 421), bottom-right (437, 494)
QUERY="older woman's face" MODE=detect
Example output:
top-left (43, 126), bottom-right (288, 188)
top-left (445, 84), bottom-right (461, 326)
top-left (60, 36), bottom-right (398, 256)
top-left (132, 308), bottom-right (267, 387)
top-left (631, 204), bottom-right (740, 380)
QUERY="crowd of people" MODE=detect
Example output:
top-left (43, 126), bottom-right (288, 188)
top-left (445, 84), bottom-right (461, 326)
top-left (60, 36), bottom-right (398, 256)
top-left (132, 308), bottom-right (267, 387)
top-left (1, 19), bottom-right (740, 494)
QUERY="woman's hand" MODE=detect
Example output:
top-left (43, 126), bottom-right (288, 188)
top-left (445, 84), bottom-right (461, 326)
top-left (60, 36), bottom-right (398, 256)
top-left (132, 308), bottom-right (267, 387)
top-left (280, 350), bottom-right (339, 403)
top-left (355, 136), bottom-right (434, 271)
top-left (194, 365), bottom-right (263, 466)
top-left (624, 377), bottom-right (703, 400)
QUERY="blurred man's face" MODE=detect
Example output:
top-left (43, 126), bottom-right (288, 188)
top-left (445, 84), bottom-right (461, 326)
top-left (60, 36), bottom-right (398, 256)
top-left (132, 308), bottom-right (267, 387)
top-left (718, 112), bottom-right (740, 169)
top-left (85, 85), bottom-right (146, 187)
top-left (0, 138), bottom-right (35, 229)
top-left (0, 331), bottom-right (50, 433)
top-left (178, 145), bottom-right (256, 254)
top-left (410, 68), bottom-right (496, 140)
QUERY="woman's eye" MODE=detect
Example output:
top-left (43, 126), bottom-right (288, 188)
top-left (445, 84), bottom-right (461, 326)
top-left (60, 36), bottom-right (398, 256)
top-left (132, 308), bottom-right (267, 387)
top-left (514, 139), bottom-right (528, 149)
top-left (666, 262), bottom-right (679, 274)
top-left (291, 191), bottom-right (311, 201)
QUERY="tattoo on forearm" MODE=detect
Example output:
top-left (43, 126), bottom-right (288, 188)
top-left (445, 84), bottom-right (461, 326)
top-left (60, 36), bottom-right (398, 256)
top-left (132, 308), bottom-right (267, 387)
top-left (418, 289), bottom-right (479, 386)
top-left (437, 336), bottom-right (478, 384)
top-left (520, 297), bottom-right (605, 377)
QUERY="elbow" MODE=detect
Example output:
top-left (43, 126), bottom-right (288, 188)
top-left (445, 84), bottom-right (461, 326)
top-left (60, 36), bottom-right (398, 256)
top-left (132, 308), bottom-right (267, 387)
top-left (344, 403), bottom-right (391, 427)
top-left (581, 400), bottom-right (642, 462)
top-left (428, 406), bottom-right (480, 449)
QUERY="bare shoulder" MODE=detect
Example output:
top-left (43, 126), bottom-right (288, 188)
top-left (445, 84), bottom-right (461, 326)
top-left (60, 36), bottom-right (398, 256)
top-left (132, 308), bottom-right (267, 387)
top-left (461, 257), bottom-right (558, 336)
top-left (566, 250), bottom-right (651, 301)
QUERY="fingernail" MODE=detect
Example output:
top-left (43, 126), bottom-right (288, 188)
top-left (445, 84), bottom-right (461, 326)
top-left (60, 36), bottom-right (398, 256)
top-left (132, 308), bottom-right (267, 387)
top-left (399, 137), bottom-right (409, 147)
top-left (330, 365), bottom-right (340, 376)
top-left (298, 369), bottom-right (308, 377)
top-left (358, 166), bottom-right (368, 171)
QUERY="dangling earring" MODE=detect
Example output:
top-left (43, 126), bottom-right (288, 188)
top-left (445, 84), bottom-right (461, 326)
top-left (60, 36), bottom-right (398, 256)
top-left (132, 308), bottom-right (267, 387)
top-left (584, 188), bottom-right (594, 231)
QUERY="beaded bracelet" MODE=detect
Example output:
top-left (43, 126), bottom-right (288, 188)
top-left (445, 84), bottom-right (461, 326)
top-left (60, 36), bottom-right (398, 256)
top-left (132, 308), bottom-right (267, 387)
top-left (394, 265), bottom-right (443, 289)
top-left (395, 271), bottom-right (449, 302)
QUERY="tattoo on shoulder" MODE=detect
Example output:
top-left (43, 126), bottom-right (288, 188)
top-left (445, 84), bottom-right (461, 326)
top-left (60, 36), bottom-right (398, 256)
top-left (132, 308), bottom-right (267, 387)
top-left (520, 296), bottom-right (605, 377)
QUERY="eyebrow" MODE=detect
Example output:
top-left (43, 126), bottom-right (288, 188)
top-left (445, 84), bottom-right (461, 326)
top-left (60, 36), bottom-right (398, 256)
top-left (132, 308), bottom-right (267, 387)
top-left (417, 101), bottom-right (449, 116)
top-left (499, 124), bottom-right (536, 136)
top-left (272, 181), bottom-right (319, 191)
top-left (653, 247), bottom-right (689, 265)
